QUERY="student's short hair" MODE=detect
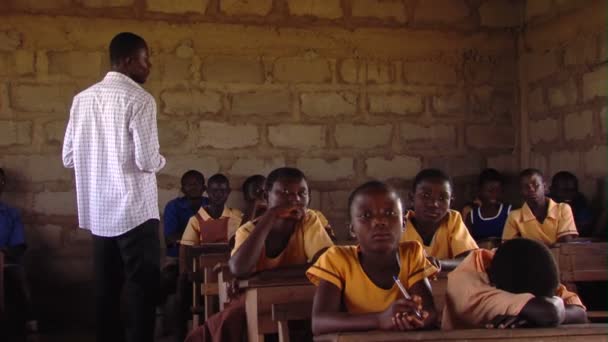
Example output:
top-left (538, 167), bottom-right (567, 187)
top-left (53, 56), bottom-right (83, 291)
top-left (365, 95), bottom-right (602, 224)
top-left (0, 168), bottom-right (4, 177)
top-left (242, 175), bottom-right (265, 194)
top-left (519, 168), bottom-right (544, 181)
top-left (109, 32), bottom-right (147, 66)
top-left (412, 168), bottom-right (452, 192)
top-left (479, 168), bottom-right (504, 187)
top-left (265, 167), bottom-right (307, 191)
top-left (551, 171), bottom-right (579, 190)
top-left (488, 238), bottom-right (559, 297)
top-left (348, 180), bottom-right (398, 212)
top-left (181, 170), bottom-right (204, 185)
top-left (208, 174), bottom-right (230, 186)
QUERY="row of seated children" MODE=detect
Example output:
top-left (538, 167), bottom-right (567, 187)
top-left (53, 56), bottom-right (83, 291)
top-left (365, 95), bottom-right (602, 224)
top-left (160, 170), bottom-right (335, 340)
top-left (0, 168), bottom-right (38, 338)
top-left (181, 167), bottom-right (588, 341)
top-left (461, 168), bottom-right (603, 246)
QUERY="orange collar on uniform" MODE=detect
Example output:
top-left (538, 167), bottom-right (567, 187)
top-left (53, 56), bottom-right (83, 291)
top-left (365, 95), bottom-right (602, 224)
top-left (520, 198), bottom-right (559, 222)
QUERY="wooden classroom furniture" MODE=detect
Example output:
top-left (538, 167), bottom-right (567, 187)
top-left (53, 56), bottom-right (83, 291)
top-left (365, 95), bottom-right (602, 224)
top-left (241, 272), bottom-right (315, 342)
top-left (187, 243), bottom-right (231, 327)
top-left (550, 242), bottom-right (608, 284)
top-left (551, 241), bottom-right (608, 321)
top-left (272, 301), bottom-right (313, 342)
top-left (314, 323), bottom-right (608, 341)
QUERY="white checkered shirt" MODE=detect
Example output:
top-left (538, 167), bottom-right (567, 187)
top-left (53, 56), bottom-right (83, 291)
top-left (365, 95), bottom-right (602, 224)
top-left (62, 72), bottom-right (166, 237)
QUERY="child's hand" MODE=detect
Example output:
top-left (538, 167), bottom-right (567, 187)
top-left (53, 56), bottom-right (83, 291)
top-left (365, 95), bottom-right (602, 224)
top-left (377, 297), bottom-right (429, 331)
top-left (485, 315), bottom-right (527, 329)
top-left (267, 203), bottom-right (306, 220)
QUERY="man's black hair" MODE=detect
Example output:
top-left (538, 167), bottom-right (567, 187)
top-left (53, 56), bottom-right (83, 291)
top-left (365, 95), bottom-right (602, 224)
top-left (265, 167), bottom-right (307, 191)
top-left (519, 168), bottom-right (544, 181)
top-left (181, 170), bottom-right (204, 185)
top-left (348, 180), bottom-right (398, 212)
top-left (551, 171), bottom-right (579, 191)
top-left (208, 174), bottom-right (230, 186)
top-left (109, 32), bottom-right (147, 66)
top-left (479, 168), bottom-right (504, 187)
top-left (412, 168), bottom-right (452, 192)
top-left (488, 238), bottom-right (559, 297)
top-left (242, 175), bottom-right (265, 196)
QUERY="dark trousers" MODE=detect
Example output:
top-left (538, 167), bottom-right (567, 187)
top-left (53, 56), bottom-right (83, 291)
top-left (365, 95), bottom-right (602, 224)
top-left (93, 219), bottom-right (160, 342)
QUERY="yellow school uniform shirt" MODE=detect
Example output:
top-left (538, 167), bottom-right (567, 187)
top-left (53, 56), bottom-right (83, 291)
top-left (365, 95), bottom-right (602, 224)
top-left (502, 199), bottom-right (578, 245)
top-left (400, 210), bottom-right (478, 259)
top-left (307, 241), bottom-right (438, 314)
top-left (180, 207), bottom-right (243, 246)
top-left (231, 209), bottom-right (334, 272)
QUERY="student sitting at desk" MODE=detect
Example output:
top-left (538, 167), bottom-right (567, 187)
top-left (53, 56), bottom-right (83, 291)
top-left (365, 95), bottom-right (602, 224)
top-left (179, 173), bottom-right (243, 254)
top-left (161, 170), bottom-right (208, 308)
top-left (400, 169), bottom-right (478, 271)
top-left (307, 181), bottom-right (438, 335)
top-left (503, 169), bottom-right (578, 246)
top-left (241, 174), bottom-right (267, 224)
top-left (442, 238), bottom-right (587, 329)
top-left (185, 167), bottom-right (334, 342)
top-left (464, 169), bottom-right (511, 242)
top-left (550, 171), bottom-right (593, 237)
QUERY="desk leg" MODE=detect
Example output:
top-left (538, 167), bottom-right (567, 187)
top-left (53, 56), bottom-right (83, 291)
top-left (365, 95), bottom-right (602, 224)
top-left (277, 320), bottom-right (290, 342)
top-left (245, 289), bottom-right (264, 342)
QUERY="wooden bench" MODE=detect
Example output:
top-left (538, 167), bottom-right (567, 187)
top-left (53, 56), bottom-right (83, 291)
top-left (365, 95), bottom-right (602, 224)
top-left (186, 243), bottom-right (231, 327)
top-left (314, 323), bottom-right (608, 341)
top-left (241, 271), bottom-right (315, 342)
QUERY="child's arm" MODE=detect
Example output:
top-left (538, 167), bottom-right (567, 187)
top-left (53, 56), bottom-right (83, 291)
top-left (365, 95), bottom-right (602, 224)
top-left (311, 280), bottom-right (426, 335)
top-left (556, 235), bottom-right (575, 243)
top-left (229, 203), bottom-right (303, 278)
top-left (518, 296), bottom-right (566, 327)
top-left (311, 279), bottom-right (436, 335)
top-left (429, 250), bottom-right (471, 272)
top-left (564, 304), bottom-right (588, 324)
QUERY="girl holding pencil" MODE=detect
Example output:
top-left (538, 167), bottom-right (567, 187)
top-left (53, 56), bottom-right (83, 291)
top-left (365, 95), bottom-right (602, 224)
top-left (306, 181), bottom-right (439, 335)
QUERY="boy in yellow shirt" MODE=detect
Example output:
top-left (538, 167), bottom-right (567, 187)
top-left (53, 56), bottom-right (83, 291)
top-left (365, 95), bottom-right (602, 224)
top-left (502, 169), bottom-right (578, 245)
top-left (185, 167), bottom-right (333, 342)
top-left (179, 174), bottom-right (243, 266)
top-left (443, 238), bottom-right (587, 329)
top-left (307, 181), bottom-right (438, 335)
top-left (401, 169), bottom-right (478, 271)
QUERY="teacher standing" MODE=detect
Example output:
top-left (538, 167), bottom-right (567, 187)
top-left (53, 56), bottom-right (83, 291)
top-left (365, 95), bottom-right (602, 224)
top-left (62, 32), bottom-right (166, 342)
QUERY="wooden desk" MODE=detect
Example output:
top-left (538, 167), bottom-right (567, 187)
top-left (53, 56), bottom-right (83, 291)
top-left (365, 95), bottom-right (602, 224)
top-left (315, 323), bottom-right (608, 341)
top-left (187, 244), bottom-right (231, 326)
top-left (241, 273), bottom-right (315, 342)
top-left (550, 242), bottom-right (608, 283)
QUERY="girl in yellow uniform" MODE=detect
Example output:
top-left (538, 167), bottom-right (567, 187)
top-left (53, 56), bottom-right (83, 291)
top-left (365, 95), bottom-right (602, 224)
top-left (307, 181), bottom-right (438, 335)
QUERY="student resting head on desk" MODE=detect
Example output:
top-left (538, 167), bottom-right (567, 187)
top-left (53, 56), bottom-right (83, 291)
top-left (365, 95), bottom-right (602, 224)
top-left (185, 167), bottom-right (334, 342)
top-left (401, 169), bottom-right (479, 272)
top-left (502, 168), bottom-right (579, 246)
top-left (307, 181), bottom-right (439, 335)
top-left (442, 238), bottom-right (587, 330)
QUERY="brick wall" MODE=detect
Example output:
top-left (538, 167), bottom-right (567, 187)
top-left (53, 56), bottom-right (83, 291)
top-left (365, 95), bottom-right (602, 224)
top-left (0, 0), bottom-right (602, 328)
top-left (522, 0), bottom-right (607, 198)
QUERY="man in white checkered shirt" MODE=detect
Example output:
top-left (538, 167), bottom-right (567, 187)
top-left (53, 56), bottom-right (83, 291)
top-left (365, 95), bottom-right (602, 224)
top-left (62, 32), bottom-right (165, 342)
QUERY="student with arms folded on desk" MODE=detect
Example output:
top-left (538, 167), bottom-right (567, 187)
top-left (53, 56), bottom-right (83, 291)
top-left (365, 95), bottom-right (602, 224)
top-left (442, 238), bottom-right (587, 329)
top-left (401, 169), bottom-right (478, 272)
top-left (185, 167), bottom-right (333, 342)
top-left (307, 181), bottom-right (438, 335)
top-left (503, 169), bottom-right (578, 246)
